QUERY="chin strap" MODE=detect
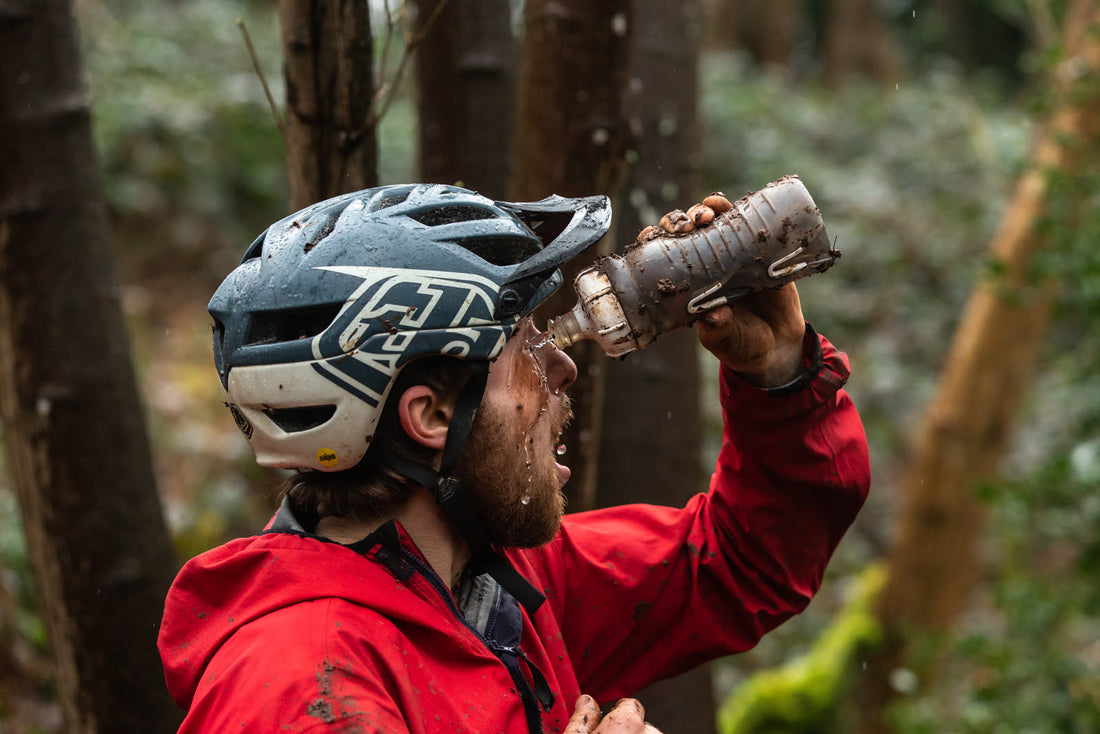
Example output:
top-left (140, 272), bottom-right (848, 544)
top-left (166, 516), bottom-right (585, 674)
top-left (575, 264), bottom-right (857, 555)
top-left (381, 360), bottom-right (546, 615)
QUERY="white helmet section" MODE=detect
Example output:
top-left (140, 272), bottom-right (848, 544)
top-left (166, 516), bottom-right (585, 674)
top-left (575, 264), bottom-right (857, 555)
top-left (225, 266), bottom-right (512, 472)
top-left (227, 361), bottom-right (372, 471)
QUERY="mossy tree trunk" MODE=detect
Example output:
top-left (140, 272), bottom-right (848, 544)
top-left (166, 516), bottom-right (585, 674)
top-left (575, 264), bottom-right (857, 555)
top-left (852, 2), bottom-right (1100, 731)
top-left (0, 1), bottom-right (180, 731)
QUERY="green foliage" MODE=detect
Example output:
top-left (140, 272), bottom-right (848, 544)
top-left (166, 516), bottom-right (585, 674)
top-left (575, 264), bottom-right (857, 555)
top-left (703, 46), bottom-right (1100, 733)
top-left (889, 447), bottom-right (1100, 734)
top-left (80, 0), bottom-right (288, 257)
top-left (0, 489), bottom-right (47, 655)
top-left (883, 38), bottom-right (1100, 734)
top-left (889, 104), bottom-right (1100, 732)
top-left (699, 54), bottom-right (1032, 485)
top-left (717, 564), bottom-right (885, 734)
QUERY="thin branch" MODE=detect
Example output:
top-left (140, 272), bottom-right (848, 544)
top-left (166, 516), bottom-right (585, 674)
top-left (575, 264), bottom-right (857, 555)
top-left (365, 0), bottom-right (452, 130)
top-left (237, 18), bottom-right (285, 141)
top-left (375, 0), bottom-right (400, 94)
top-left (408, 0), bottom-right (451, 47)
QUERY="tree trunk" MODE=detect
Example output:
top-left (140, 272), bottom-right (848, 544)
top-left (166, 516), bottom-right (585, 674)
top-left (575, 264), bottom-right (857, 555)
top-left (510, 0), bottom-right (634, 512)
top-left (701, 0), bottom-right (739, 52)
top-left (279, 0), bottom-right (376, 209)
top-left (752, 0), bottom-right (799, 67)
top-left (595, 2), bottom-right (716, 731)
top-left (0, 2), bottom-right (180, 732)
top-left (823, 0), bottom-right (896, 85)
top-left (852, 2), bottom-right (1100, 731)
top-left (706, 0), bottom-right (800, 66)
top-left (414, 0), bottom-right (514, 199)
top-left (704, 0), bottom-right (800, 67)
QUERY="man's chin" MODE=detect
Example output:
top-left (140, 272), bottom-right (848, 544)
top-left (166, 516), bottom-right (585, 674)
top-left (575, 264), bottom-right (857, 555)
top-left (492, 499), bottom-right (564, 549)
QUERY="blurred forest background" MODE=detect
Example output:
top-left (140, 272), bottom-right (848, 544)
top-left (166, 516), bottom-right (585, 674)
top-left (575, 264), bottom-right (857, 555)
top-left (2, 0), bottom-right (1100, 732)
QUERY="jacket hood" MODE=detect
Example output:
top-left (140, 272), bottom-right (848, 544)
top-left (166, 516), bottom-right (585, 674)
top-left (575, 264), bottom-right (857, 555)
top-left (158, 525), bottom-right (426, 709)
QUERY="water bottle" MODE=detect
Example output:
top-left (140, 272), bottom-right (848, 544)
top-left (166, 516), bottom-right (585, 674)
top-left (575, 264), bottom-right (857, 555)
top-left (547, 175), bottom-right (839, 357)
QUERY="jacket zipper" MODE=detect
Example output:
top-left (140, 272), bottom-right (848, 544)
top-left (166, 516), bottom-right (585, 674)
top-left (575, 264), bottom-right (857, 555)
top-left (399, 547), bottom-right (547, 734)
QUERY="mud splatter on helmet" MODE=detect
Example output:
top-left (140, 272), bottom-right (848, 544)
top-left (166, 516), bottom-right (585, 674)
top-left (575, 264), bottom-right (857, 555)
top-left (210, 183), bottom-right (611, 473)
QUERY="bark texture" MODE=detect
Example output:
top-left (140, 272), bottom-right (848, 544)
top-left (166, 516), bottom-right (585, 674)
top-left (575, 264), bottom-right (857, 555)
top-left (414, 0), bottom-right (514, 199)
top-left (510, 0), bottom-right (634, 511)
top-left (0, 1), bottom-right (179, 731)
top-left (853, 2), bottom-right (1100, 731)
top-left (279, 0), bottom-right (376, 209)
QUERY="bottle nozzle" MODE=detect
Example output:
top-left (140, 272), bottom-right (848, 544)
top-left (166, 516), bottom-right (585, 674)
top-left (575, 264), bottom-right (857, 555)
top-left (547, 309), bottom-right (585, 350)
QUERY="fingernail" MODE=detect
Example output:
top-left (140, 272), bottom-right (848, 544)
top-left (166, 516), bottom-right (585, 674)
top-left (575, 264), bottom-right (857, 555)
top-left (576, 694), bottom-right (594, 709)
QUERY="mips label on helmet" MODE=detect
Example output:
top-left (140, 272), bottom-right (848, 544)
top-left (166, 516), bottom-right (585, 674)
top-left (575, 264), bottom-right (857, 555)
top-left (317, 448), bottom-right (339, 467)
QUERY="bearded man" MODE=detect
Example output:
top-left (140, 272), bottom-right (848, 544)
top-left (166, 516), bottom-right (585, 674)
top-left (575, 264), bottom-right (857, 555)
top-left (158, 184), bottom-right (870, 733)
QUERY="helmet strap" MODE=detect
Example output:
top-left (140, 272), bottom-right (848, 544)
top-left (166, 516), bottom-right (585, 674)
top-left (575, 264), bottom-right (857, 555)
top-left (380, 360), bottom-right (546, 615)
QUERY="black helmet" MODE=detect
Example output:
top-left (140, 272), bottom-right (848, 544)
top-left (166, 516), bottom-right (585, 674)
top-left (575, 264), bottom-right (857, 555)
top-left (210, 183), bottom-right (611, 473)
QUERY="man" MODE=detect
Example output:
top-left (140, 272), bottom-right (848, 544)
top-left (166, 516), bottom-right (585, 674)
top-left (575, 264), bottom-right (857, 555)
top-left (158, 183), bottom-right (870, 733)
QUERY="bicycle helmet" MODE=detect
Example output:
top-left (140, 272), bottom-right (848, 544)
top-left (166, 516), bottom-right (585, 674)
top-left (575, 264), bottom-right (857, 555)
top-left (210, 183), bottom-right (611, 474)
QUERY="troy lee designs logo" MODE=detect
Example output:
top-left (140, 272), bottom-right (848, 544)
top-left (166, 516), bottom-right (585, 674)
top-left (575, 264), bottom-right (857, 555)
top-left (309, 266), bottom-right (509, 408)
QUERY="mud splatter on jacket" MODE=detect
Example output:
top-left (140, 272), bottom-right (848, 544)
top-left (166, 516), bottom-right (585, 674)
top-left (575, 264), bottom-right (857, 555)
top-left (158, 332), bottom-right (870, 733)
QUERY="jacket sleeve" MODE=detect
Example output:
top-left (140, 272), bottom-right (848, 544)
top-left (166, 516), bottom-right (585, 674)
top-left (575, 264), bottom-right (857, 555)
top-left (515, 329), bottom-right (870, 702)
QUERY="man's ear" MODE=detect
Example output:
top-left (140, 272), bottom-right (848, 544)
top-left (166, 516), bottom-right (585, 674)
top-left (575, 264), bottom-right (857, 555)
top-left (397, 385), bottom-right (452, 451)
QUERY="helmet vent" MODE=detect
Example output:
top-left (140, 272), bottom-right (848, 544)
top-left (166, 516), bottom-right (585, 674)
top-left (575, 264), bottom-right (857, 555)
top-left (302, 218), bottom-right (337, 253)
top-left (241, 230), bottom-right (267, 262)
top-left (246, 304), bottom-right (343, 345)
top-left (409, 205), bottom-right (494, 227)
top-left (455, 236), bottom-right (542, 267)
top-left (372, 192), bottom-right (410, 211)
top-left (262, 405), bottom-right (337, 433)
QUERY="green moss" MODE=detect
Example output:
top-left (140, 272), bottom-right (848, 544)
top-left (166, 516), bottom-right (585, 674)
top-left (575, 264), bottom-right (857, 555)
top-left (718, 564), bottom-right (886, 734)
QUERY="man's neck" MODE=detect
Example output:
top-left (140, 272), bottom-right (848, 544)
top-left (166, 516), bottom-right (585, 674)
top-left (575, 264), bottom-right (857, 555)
top-left (314, 489), bottom-right (471, 592)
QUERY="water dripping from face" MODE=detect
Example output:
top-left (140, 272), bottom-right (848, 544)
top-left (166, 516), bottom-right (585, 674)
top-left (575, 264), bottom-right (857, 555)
top-left (507, 318), bottom-right (560, 485)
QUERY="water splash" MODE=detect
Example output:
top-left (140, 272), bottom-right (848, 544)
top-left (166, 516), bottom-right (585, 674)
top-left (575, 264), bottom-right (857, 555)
top-left (555, 443), bottom-right (567, 456)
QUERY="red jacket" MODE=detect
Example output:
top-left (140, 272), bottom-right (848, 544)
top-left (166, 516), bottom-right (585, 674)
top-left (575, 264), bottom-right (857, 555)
top-left (159, 333), bottom-right (869, 733)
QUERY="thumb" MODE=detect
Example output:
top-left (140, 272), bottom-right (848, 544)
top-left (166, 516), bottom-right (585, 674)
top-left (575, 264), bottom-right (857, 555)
top-left (563, 694), bottom-right (601, 734)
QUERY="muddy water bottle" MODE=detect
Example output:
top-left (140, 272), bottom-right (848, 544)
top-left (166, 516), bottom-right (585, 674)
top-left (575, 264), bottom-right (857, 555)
top-left (547, 175), bottom-right (839, 357)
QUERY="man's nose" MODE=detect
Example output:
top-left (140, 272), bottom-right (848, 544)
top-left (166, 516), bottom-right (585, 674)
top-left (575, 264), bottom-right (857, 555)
top-left (547, 344), bottom-right (578, 395)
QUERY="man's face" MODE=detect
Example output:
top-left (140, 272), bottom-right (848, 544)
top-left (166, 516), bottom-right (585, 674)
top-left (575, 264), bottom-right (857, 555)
top-left (456, 318), bottom-right (577, 548)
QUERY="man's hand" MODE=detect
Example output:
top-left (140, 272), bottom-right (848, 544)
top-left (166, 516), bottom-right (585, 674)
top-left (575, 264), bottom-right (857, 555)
top-left (645, 194), bottom-right (807, 387)
top-left (695, 286), bottom-right (806, 387)
top-left (564, 696), bottom-right (663, 734)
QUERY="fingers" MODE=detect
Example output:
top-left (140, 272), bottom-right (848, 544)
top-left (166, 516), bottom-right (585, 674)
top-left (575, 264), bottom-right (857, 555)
top-left (564, 695), bottom-right (601, 734)
top-left (702, 193), bottom-right (733, 213)
top-left (694, 284), bottom-right (806, 382)
top-left (597, 698), bottom-right (652, 733)
top-left (658, 210), bottom-right (693, 235)
top-left (564, 697), bottom-right (660, 734)
top-left (635, 193), bottom-right (733, 245)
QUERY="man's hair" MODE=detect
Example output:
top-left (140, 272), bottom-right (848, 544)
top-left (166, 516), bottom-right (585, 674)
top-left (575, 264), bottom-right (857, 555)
top-left (278, 356), bottom-right (474, 529)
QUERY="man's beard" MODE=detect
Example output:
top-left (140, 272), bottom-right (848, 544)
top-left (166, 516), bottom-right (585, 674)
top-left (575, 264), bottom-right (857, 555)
top-left (454, 393), bottom-right (573, 549)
